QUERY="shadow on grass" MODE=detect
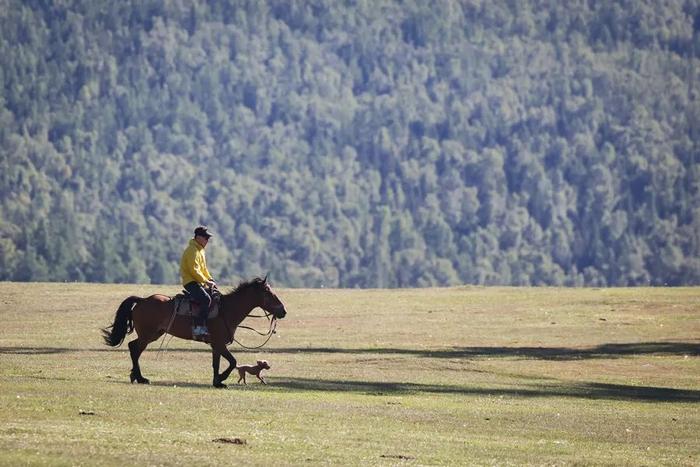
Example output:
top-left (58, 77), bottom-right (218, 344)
top-left (15, 369), bottom-right (699, 403)
top-left (128, 376), bottom-right (700, 403)
top-left (0, 346), bottom-right (80, 355)
top-left (261, 342), bottom-right (700, 360)
top-left (1, 342), bottom-right (698, 360)
top-left (268, 377), bottom-right (700, 403)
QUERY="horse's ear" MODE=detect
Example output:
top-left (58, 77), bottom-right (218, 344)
top-left (263, 273), bottom-right (269, 284)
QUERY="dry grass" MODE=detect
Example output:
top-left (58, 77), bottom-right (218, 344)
top-left (0, 283), bottom-right (698, 465)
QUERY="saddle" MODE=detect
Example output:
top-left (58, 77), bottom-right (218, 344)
top-left (172, 287), bottom-right (222, 320)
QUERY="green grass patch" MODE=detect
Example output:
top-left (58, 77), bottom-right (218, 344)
top-left (1, 283), bottom-right (698, 465)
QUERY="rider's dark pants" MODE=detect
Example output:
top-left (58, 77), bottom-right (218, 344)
top-left (184, 281), bottom-right (211, 324)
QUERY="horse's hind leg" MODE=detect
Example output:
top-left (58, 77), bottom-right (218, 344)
top-left (128, 335), bottom-right (160, 384)
top-left (128, 339), bottom-right (147, 384)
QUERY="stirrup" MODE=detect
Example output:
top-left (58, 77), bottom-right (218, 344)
top-left (192, 325), bottom-right (209, 342)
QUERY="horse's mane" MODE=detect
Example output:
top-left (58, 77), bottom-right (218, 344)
top-left (224, 277), bottom-right (266, 297)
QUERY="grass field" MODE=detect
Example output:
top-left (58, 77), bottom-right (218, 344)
top-left (0, 283), bottom-right (698, 466)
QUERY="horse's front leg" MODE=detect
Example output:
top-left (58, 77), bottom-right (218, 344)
top-left (211, 348), bottom-right (226, 388)
top-left (213, 344), bottom-right (237, 385)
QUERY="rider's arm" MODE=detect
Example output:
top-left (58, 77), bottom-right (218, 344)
top-left (199, 253), bottom-right (214, 283)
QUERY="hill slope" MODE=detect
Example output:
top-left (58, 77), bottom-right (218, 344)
top-left (1, 0), bottom-right (699, 286)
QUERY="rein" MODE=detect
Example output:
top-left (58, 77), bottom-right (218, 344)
top-left (232, 311), bottom-right (277, 350)
top-left (155, 305), bottom-right (178, 359)
top-left (156, 305), bottom-right (277, 354)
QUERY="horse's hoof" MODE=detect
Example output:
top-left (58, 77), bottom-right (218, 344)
top-left (131, 374), bottom-right (149, 384)
top-left (214, 383), bottom-right (227, 389)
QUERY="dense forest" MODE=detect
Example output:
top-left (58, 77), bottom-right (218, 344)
top-left (1, 0), bottom-right (699, 287)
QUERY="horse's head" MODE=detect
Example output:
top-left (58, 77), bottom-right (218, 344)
top-left (254, 275), bottom-right (287, 319)
top-left (227, 275), bottom-right (288, 320)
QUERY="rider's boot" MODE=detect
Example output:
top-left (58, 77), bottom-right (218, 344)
top-left (192, 315), bottom-right (209, 341)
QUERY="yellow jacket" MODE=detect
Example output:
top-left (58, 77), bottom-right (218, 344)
top-left (180, 239), bottom-right (213, 285)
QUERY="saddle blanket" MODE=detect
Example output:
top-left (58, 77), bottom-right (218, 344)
top-left (172, 294), bottom-right (220, 320)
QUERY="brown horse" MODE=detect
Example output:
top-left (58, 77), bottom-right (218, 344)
top-left (101, 276), bottom-right (287, 388)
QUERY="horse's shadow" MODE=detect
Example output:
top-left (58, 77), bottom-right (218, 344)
top-left (264, 377), bottom-right (700, 403)
top-left (4, 342), bottom-right (699, 403)
top-left (8, 342), bottom-right (700, 403)
top-left (15, 368), bottom-right (700, 403)
top-left (113, 375), bottom-right (700, 403)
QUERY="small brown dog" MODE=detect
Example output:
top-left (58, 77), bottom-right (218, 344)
top-left (236, 360), bottom-right (270, 385)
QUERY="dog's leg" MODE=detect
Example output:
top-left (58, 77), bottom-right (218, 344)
top-left (237, 369), bottom-right (245, 384)
top-left (257, 374), bottom-right (266, 385)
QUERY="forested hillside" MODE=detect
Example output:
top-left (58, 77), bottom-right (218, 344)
top-left (1, 0), bottom-right (699, 287)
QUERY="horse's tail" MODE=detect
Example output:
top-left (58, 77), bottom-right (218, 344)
top-left (102, 296), bottom-right (143, 347)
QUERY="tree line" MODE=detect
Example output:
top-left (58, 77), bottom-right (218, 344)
top-left (1, 0), bottom-right (698, 287)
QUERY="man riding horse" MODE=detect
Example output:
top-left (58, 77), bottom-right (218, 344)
top-left (180, 225), bottom-right (217, 340)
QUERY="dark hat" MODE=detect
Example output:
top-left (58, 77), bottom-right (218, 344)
top-left (194, 226), bottom-right (213, 238)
